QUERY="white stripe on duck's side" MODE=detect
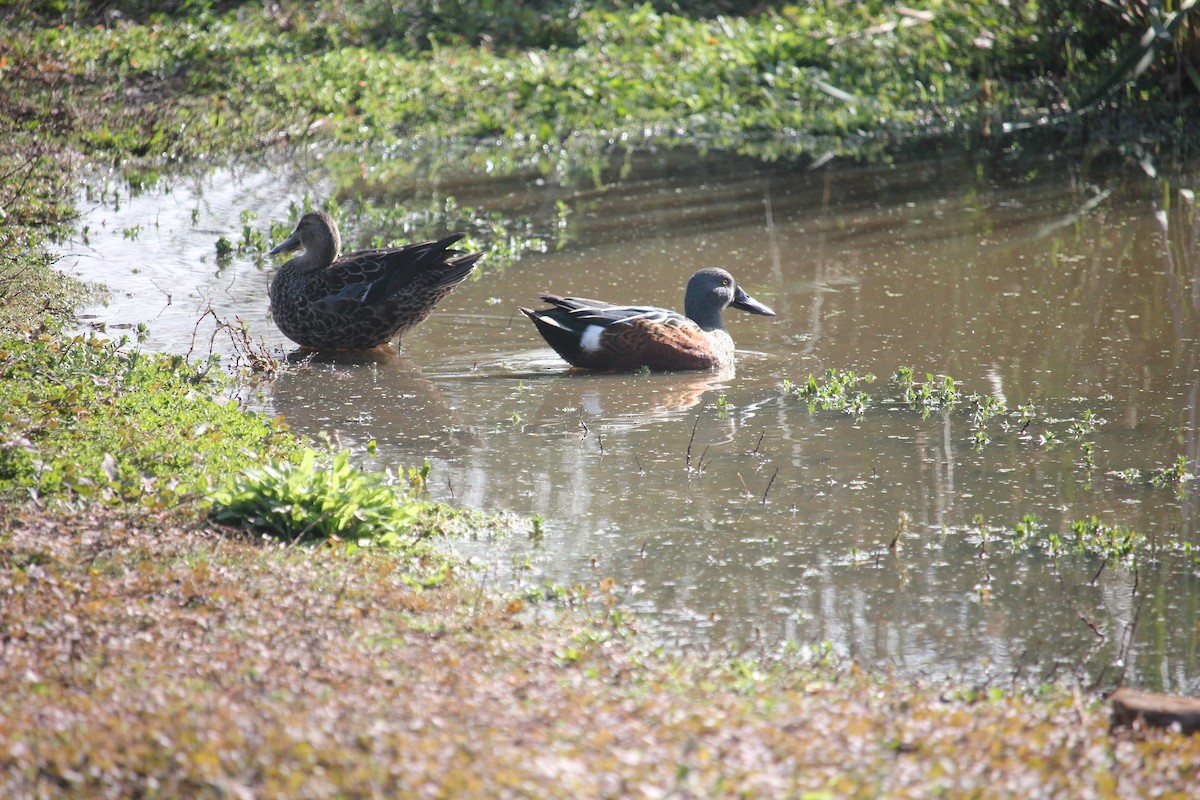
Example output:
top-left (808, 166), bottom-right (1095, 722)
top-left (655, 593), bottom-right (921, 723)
top-left (579, 324), bottom-right (605, 352)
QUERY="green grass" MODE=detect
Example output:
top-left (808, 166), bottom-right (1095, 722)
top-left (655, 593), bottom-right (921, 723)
top-left (0, 330), bottom-right (301, 509)
top-left (6, 1), bottom-right (1198, 177)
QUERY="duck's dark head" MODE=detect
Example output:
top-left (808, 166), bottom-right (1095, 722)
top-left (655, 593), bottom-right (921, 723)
top-left (684, 267), bottom-right (775, 331)
top-left (268, 210), bottom-right (341, 270)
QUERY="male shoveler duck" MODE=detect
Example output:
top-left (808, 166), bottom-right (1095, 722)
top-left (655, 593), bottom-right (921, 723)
top-left (266, 210), bottom-right (482, 350)
top-left (520, 268), bottom-right (775, 372)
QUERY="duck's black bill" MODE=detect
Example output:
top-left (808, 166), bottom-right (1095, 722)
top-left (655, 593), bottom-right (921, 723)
top-left (268, 231), bottom-right (302, 256)
top-left (731, 286), bottom-right (776, 317)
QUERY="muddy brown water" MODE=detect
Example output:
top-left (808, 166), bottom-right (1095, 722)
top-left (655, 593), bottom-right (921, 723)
top-left (62, 140), bottom-right (1200, 690)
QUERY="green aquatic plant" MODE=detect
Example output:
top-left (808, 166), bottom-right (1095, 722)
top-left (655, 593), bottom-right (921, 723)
top-left (1068, 516), bottom-right (1142, 561)
top-left (1112, 455), bottom-right (1193, 491)
top-left (1011, 513), bottom-right (1042, 552)
top-left (968, 393), bottom-right (1007, 427)
top-left (1113, 467), bottom-right (1142, 483)
top-left (797, 366), bottom-right (1117, 457)
top-left (1148, 454), bottom-right (1192, 487)
top-left (207, 448), bottom-right (435, 549)
top-left (1080, 440), bottom-right (1096, 473)
top-left (1066, 409), bottom-right (1100, 440)
top-left (895, 367), bottom-right (960, 418)
top-left (715, 393), bottom-right (729, 419)
top-left (404, 459), bottom-right (432, 492)
top-left (788, 368), bottom-right (875, 416)
top-left (1005, 513), bottom-right (1143, 562)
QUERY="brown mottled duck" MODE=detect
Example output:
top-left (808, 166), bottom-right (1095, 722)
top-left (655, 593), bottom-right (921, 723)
top-left (266, 210), bottom-right (482, 350)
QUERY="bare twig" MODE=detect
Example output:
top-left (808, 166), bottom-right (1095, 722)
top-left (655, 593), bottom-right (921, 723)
top-left (685, 415), bottom-right (700, 470)
top-left (888, 511), bottom-right (909, 551)
top-left (761, 467), bottom-right (778, 504)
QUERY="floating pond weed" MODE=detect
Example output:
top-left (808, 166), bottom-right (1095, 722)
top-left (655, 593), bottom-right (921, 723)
top-left (1069, 516), bottom-right (1142, 561)
top-left (1148, 454), bottom-right (1192, 488)
top-left (784, 367), bottom-right (1122, 456)
top-left (787, 368), bottom-right (874, 416)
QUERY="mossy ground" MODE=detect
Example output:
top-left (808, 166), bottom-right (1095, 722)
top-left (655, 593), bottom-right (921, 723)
top-left (2, 1), bottom-right (1200, 795)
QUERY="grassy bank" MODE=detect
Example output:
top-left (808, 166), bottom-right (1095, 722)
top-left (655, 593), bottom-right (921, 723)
top-left (4, 505), bottom-right (1199, 798)
top-left (2, 1), bottom-right (1200, 795)
top-left (5, 1), bottom-right (1199, 172)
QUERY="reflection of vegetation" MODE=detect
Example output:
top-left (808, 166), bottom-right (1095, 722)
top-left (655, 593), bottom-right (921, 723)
top-left (262, 194), bottom-right (548, 274)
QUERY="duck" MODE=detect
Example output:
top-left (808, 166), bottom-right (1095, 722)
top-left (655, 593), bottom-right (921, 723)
top-left (520, 268), bottom-right (775, 372)
top-left (266, 210), bottom-right (482, 350)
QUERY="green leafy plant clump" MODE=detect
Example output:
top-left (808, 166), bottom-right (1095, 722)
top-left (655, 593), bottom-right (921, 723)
top-left (207, 447), bottom-right (440, 551)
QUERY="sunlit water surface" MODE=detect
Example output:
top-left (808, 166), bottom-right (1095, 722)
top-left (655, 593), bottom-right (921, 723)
top-left (61, 141), bottom-right (1200, 691)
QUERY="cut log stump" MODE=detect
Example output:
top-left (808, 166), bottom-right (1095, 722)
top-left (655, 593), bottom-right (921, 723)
top-left (1110, 688), bottom-right (1200, 734)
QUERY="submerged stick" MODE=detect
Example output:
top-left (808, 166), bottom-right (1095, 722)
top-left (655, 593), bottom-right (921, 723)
top-left (761, 467), bottom-right (778, 504)
top-left (888, 511), bottom-right (909, 551)
top-left (686, 415), bottom-right (700, 470)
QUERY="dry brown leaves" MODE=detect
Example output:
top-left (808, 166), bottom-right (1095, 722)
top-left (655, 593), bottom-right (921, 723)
top-left (2, 504), bottom-right (1198, 799)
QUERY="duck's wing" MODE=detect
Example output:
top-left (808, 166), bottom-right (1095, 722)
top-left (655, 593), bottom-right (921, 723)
top-left (536, 295), bottom-right (695, 330)
top-left (308, 234), bottom-right (480, 308)
top-left (367, 234), bottom-right (480, 302)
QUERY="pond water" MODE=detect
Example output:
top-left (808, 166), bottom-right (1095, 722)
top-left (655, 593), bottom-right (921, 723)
top-left (61, 138), bottom-right (1200, 691)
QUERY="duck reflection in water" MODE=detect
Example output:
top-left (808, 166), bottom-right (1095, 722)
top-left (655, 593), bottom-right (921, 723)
top-left (520, 370), bottom-right (737, 441)
top-left (268, 352), bottom-right (481, 462)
